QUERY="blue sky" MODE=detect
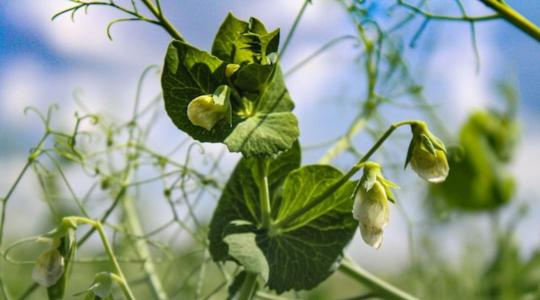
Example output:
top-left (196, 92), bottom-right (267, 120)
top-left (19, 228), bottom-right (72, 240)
top-left (1, 0), bottom-right (539, 271)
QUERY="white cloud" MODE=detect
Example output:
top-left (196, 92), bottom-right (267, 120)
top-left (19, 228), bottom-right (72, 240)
top-left (7, 0), bottom-right (163, 66)
top-left (424, 23), bottom-right (502, 128)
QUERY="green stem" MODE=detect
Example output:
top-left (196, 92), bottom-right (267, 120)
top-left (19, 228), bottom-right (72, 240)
top-left (0, 133), bottom-right (48, 246)
top-left (257, 159), bottom-right (272, 228)
top-left (279, 0), bottom-right (311, 58)
top-left (274, 120), bottom-right (419, 230)
top-left (139, 0), bottom-right (184, 40)
top-left (238, 273), bottom-right (258, 300)
top-left (122, 198), bottom-right (168, 300)
top-left (69, 217), bottom-right (136, 300)
top-left (339, 257), bottom-right (418, 300)
top-left (479, 0), bottom-right (540, 41)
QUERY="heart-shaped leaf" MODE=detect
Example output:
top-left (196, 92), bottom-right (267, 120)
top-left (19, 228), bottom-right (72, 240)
top-left (208, 142), bottom-right (358, 293)
top-left (161, 33), bottom-right (297, 157)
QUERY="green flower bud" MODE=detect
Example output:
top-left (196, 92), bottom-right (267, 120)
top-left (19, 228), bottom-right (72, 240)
top-left (225, 63), bottom-right (240, 78)
top-left (187, 95), bottom-right (226, 131)
top-left (352, 162), bottom-right (397, 249)
top-left (405, 122), bottom-right (449, 183)
top-left (32, 246), bottom-right (65, 287)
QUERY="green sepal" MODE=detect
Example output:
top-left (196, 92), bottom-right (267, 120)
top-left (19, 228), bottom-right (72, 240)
top-left (361, 169), bottom-right (378, 191)
top-left (213, 85), bottom-right (233, 127)
top-left (421, 134), bottom-right (436, 155)
top-left (404, 134), bottom-right (416, 169)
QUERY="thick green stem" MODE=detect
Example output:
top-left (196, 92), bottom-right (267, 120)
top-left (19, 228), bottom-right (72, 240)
top-left (257, 159), bottom-right (272, 228)
top-left (274, 120), bottom-right (419, 230)
top-left (479, 0), bottom-right (540, 42)
top-left (122, 198), bottom-right (168, 300)
top-left (238, 273), bottom-right (258, 300)
top-left (339, 257), bottom-right (418, 300)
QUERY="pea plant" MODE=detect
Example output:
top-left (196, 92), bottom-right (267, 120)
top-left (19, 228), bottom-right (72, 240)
top-left (1, 0), bottom-right (538, 299)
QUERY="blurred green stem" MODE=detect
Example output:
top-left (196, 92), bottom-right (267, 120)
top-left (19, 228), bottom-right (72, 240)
top-left (279, 0), bottom-right (311, 58)
top-left (479, 0), bottom-right (540, 42)
top-left (339, 257), bottom-right (418, 300)
top-left (238, 273), bottom-right (258, 300)
top-left (66, 217), bottom-right (136, 300)
top-left (122, 197), bottom-right (168, 300)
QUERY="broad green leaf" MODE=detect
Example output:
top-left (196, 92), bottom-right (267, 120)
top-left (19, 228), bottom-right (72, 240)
top-left (162, 39), bottom-right (298, 157)
top-left (161, 40), bottom-right (231, 143)
top-left (211, 13), bottom-right (279, 65)
top-left (254, 68), bottom-right (294, 113)
top-left (223, 221), bottom-right (270, 281)
top-left (234, 64), bottom-right (274, 93)
top-left (224, 112), bottom-right (298, 157)
top-left (209, 144), bottom-right (358, 293)
top-left (212, 13), bottom-right (251, 63)
top-left (208, 142), bottom-right (301, 261)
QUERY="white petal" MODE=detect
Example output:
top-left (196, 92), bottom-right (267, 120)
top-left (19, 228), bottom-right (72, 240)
top-left (359, 223), bottom-right (384, 249)
top-left (32, 249), bottom-right (65, 287)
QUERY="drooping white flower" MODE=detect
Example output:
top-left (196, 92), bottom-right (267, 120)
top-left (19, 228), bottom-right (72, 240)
top-left (352, 162), bottom-right (396, 249)
top-left (187, 94), bottom-right (227, 131)
top-left (32, 248), bottom-right (65, 287)
top-left (405, 122), bottom-right (449, 183)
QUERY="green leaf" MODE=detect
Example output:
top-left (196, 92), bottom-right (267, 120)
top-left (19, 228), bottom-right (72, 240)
top-left (224, 112), bottom-right (298, 157)
top-left (429, 110), bottom-right (517, 211)
top-left (212, 13), bottom-right (251, 63)
top-left (161, 40), bottom-right (231, 143)
top-left (234, 64), bottom-right (274, 93)
top-left (223, 221), bottom-right (269, 281)
top-left (211, 13), bottom-right (279, 64)
top-left (162, 39), bottom-right (298, 157)
top-left (209, 145), bottom-right (358, 293)
top-left (208, 141), bottom-right (301, 261)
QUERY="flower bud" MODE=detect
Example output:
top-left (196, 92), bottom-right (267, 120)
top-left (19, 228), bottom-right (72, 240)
top-left (405, 122), bottom-right (449, 183)
top-left (225, 64), bottom-right (240, 78)
top-left (187, 95), bottom-right (226, 131)
top-left (352, 162), bottom-right (396, 249)
top-left (32, 247), bottom-right (65, 287)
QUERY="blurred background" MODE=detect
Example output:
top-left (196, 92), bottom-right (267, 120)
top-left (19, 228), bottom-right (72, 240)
top-left (1, 0), bottom-right (539, 299)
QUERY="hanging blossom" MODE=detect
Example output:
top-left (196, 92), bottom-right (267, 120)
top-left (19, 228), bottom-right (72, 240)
top-left (352, 162), bottom-right (397, 249)
top-left (405, 121), bottom-right (449, 183)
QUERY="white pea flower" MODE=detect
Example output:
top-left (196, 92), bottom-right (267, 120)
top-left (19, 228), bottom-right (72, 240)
top-left (187, 95), bottom-right (227, 131)
top-left (32, 248), bottom-right (65, 287)
top-left (352, 162), bottom-right (397, 249)
top-left (405, 122), bottom-right (449, 183)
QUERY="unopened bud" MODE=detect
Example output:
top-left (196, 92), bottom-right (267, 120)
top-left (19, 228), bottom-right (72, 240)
top-left (187, 95), bottom-right (226, 131)
top-left (225, 64), bottom-right (240, 78)
top-left (405, 122), bottom-right (449, 183)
